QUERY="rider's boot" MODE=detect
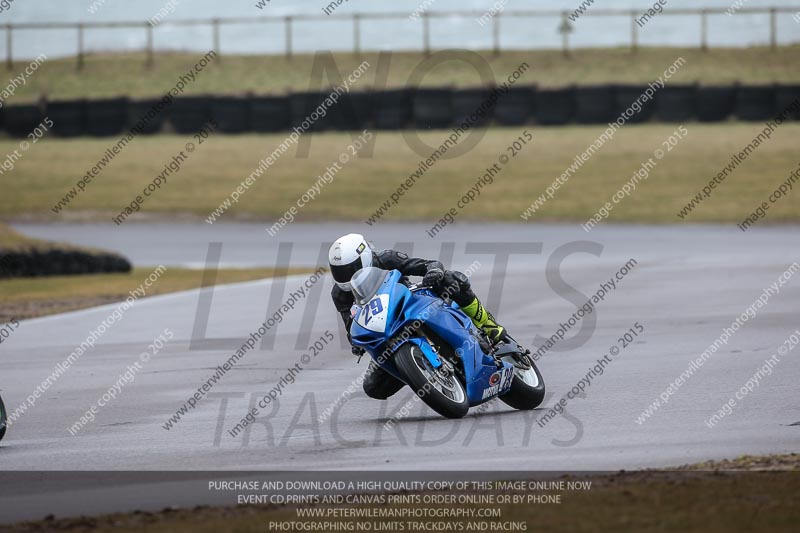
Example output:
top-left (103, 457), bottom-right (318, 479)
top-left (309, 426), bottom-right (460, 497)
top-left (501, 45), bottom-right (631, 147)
top-left (461, 297), bottom-right (512, 345)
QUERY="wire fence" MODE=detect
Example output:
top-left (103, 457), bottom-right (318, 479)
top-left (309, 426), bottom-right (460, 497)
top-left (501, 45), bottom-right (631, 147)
top-left (4, 6), bottom-right (799, 70)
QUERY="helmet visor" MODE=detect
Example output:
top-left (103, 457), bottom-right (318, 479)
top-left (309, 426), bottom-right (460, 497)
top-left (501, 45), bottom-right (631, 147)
top-left (330, 256), bottom-right (363, 289)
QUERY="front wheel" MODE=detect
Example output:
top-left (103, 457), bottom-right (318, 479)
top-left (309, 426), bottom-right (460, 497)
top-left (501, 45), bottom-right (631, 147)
top-left (499, 354), bottom-right (546, 410)
top-left (0, 394), bottom-right (7, 442)
top-left (394, 344), bottom-right (469, 419)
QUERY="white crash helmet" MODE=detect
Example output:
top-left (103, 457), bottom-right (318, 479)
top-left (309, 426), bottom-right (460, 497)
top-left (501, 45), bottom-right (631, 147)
top-left (328, 233), bottom-right (374, 291)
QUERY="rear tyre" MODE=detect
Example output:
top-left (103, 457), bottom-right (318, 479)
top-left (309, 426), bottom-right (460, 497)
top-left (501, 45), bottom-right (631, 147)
top-left (0, 394), bottom-right (7, 442)
top-left (394, 343), bottom-right (469, 419)
top-left (499, 354), bottom-right (546, 410)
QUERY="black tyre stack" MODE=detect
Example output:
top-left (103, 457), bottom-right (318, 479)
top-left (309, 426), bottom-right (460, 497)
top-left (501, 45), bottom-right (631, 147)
top-left (170, 96), bottom-right (213, 133)
top-left (536, 87), bottom-right (574, 125)
top-left (47, 100), bottom-right (87, 137)
top-left (697, 86), bottom-right (737, 122)
top-left (373, 89), bottom-right (413, 130)
top-left (3, 104), bottom-right (43, 137)
top-left (657, 85), bottom-right (697, 122)
top-left (251, 96), bottom-right (292, 132)
top-left (0, 249), bottom-right (131, 278)
top-left (85, 98), bottom-right (129, 136)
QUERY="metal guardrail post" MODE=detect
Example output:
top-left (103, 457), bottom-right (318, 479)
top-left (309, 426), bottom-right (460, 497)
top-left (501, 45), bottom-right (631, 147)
top-left (213, 18), bottom-right (221, 61)
top-left (77, 23), bottom-right (84, 70)
top-left (5, 25), bottom-right (11, 71)
top-left (559, 12), bottom-right (573, 58)
top-left (770, 8), bottom-right (777, 50)
top-left (145, 23), bottom-right (154, 69)
top-left (423, 12), bottom-right (431, 56)
top-left (700, 9), bottom-right (708, 51)
top-left (354, 14), bottom-right (361, 56)
top-left (493, 14), bottom-right (501, 56)
top-left (285, 16), bottom-right (292, 59)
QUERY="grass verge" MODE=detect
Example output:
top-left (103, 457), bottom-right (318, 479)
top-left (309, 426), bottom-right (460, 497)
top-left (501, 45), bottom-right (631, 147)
top-left (0, 266), bottom-right (313, 322)
top-left (3, 454), bottom-right (798, 532)
top-left (0, 222), bottom-right (132, 283)
top-left (0, 222), bottom-right (99, 253)
top-left (4, 124), bottom-right (799, 224)
top-left (5, 47), bottom-right (800, 102)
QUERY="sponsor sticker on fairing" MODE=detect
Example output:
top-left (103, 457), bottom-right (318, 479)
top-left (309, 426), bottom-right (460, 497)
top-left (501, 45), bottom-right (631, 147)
top-left (481, 366), bottom-right (514, 399)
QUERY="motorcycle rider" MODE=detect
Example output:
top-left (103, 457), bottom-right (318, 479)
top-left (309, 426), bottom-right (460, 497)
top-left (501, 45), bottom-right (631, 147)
top-left (329, 233), bottom-right (512, 400)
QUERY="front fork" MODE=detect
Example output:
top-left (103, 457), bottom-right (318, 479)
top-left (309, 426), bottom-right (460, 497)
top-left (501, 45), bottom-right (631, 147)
top-left (405, 335), bottom-right (444, 370)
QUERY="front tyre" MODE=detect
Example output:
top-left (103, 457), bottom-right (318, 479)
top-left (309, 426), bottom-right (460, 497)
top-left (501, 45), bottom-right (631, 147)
top-left (394, 344), bottom-right (469, 419)
top-left (499, 354), bottom-right (545, 410)
top-left (0, 394), bottom-right (7, 442)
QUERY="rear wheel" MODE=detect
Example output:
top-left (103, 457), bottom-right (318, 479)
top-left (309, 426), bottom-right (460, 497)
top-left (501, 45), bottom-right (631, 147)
top-left (499, 353), bottom-right (545, 410)
top-left (394, 343), bottom-right (469, 419)
top-left (0, 394), bottom-right (7, 442)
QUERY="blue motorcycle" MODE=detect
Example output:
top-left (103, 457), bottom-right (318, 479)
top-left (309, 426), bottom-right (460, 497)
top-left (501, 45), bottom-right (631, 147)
top-left (349, 267), bottom-right (545, 419)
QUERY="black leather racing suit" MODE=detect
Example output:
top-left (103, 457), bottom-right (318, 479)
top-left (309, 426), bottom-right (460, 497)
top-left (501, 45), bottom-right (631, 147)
top-left (330, 249), bottom-right (477, 400)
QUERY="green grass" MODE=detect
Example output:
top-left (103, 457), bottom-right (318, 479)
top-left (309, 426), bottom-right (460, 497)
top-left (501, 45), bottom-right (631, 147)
top-left (0, 222), bottom-right (111, 252)
top-left (4, 47), bottom-right (800, 103)
top-left (2, 123), bottom-right (799, 224)
top-left (0, 223), bottom-right (313, 321)
top-left (0, 223), bottom-right (43, 250)
top-left (0, 266), bottom-right (313, 321)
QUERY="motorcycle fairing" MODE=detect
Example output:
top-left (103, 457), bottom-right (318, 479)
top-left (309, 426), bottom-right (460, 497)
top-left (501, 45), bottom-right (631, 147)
top-left (350, 269), bottom-right (515, 406)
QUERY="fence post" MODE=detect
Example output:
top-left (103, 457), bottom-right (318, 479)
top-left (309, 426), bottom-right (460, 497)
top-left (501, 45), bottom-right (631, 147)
top-left (213, 18), bottom-right (221, 61)
top-left (770, 8), bottom-right (777, 50)
top-left (77, 23), bottom-right (84, 70)
top-left (631, 10), bottom-right (638, 52)
top-left (423, 12), bottom-right (431, 56)
top-left (700, 9), bottom-right (708, 51)
top-left (145, 23), bottom-right (154, 69)
top-left (285, 16), bottom-right (292, 59)
top-left (353, 14), bottom-right (360, 56)
top-left (5, 24), bottom-right (11, 71)
top-left (559, 12), bottom-right (573, 58)
top-left (493, 13), bottom-right (501, 56)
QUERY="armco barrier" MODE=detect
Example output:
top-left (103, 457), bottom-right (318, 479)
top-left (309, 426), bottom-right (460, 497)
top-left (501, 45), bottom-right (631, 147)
top-left (412, 88), bottom-right (454, 129)
top-left (250, 96), bottom-right (291, 132)
top-left (575, 86), bottom-right (616, 124)
top-left (696, 86), bottom-right (737, 122)
top-left (373, 89), bottom-right (412, 130)
top-left (85, 98), bottom-right (129, 137)
top-left (170, 96), bottom-right (213, 134)
top-left (656, 85), bottom-right (697, 122)
top-left (494, 86), bottom-right (535, 126)
top-left (3, 104), bottom-right (44, 137)
top-left (615, 85), bottom-right (655, 123)
top-left (735, 85), bottom-right (776, 121)
top-left (535, 87), bottom-right (574, 125)
top-left (46, 100), bottom-right (87, 137)
top-left (210, 96), bottom-right (250, 133)
top-left (775, 84), bottom-right (800, 120)
top-left (127, 99), bottom-right (168, 134)
top-left (452, 87), bottom-right (495, 126)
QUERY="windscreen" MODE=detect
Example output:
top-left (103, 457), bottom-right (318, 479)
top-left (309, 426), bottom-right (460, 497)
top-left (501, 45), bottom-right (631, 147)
top-left (350, 267), bottom-right (389, 306)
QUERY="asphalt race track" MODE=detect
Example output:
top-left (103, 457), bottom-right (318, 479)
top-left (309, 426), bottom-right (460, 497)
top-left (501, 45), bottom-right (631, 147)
top-left (1, 223), bottom-right (798, 521)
